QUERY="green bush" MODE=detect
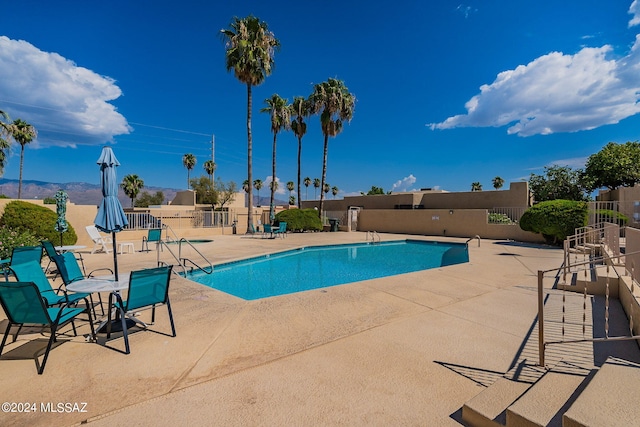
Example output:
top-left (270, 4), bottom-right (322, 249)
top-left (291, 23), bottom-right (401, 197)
top-left (0, 226), bottom-right (41, 259)
top-left (488, 212), bottom-right (514, 224)
top-left (519, 200), bottom-right (588, 244)
top-left (595, 209), bottom-right (628, 226)
top-left (274, 208), bottom-right (323, 232)
top-left (0, 201), bottom-right (78, 245)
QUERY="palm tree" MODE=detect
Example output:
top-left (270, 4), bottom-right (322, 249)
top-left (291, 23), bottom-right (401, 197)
top-left (309, 78), bottom-right (355, 217)
top-left (0, 110), bottom-right (11, 176)
top-left (9, 119), bottom-right (37, 199)
top-left (290, 97), bottom-right (311, 208)
top-left (303, 176), bottom-right (311, 201)
top-left (323, 183), bottom-right (330, 197)
top-left (242, 179), bottom-right (250, 193)
top-left (121, 174), bottom-right (145, 208)
top-left (286, 181), bottom-right (294, 199)
top-left (331, 186), bottom-right (339, 199)
top-left (203, 160), bottom-right (216, 184)
top-left (313, 178), bottom-right (321, 200)
top-left (261, 93), bottom-right (290, 221)
top-left (221, 16), bottom-right (280, 233)
top-left (182, 153), bottom-right (196, 189)
top-left (471, 182), bottom-right (483, 192)
top-left (492, 176), bottom-right (505, 190)
top-left (253, 179), bottom-right (263, 206)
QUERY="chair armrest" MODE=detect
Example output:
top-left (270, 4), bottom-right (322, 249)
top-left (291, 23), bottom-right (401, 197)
top-left (87, 267), bottom-right (114, 277)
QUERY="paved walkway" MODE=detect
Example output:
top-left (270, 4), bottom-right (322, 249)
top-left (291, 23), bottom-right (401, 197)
top-left (0, 232), bottom-right (566, 426)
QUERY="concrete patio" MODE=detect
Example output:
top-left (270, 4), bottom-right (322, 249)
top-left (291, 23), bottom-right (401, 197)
top-left (0, 232), bottom-right (634, 426)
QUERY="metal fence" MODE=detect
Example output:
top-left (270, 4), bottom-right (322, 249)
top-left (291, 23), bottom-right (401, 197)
top-left (488, 207), bottom-right (527, 224)
top-left (124, 210), bottom-right (234, 230)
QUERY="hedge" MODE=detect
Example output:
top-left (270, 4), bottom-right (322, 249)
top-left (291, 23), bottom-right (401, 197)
top-left (519, 200), bottom-right (588, 244)
top-left (274, 208), bottom-right (323, 232)
top-left (0, 200), bottom-right (78, 245)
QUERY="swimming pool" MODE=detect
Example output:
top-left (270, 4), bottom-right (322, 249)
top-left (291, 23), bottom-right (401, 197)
top-left (186, 240), bottom-right (469, 300)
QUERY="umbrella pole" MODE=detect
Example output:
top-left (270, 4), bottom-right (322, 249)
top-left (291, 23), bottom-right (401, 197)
top-left (112, 231), bottom-right (119, 281)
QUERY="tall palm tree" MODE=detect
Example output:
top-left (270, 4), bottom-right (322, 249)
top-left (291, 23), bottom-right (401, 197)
top-left (9, 119), bottom-right (37, 199)
top-left (492, 176), bottom-right (505, 190)
top-left (203, 160), bottom-right (216, 184)
top-left (303, 176), bottom-right (311, 201)
top-left (221, 15), bottom-right (280, 233)
top-left (242, 179), bottom-right (250, 193)
top-left (309, 78), bottom-right (355, 217)
top-left (313, 178), bottom-right (321, 200)
top-left (286, 181), bottom-right (294, 199)
top-left (121, 174), bottom-right (145, 208)
top-left (182, 153), bottom-right (196, 189)
top-left (290, 96), bottom-right (311, 208)
top-left (253, 179), bottom-right (263, 206)
top-left (471, 182), bottom-right (483, 192)
top-left (323, 183), bottom-right (330, 198)
top-left (331, 186), bottom-right (339, 199)
top-left (0, 110), bottom-right (11, 176)
top-left (261, 93), bottom-right (290, 221)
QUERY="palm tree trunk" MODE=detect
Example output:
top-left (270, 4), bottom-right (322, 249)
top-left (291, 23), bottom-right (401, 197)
top-left (319, 134), bottom-right (329, 218)
top-left (270, 132), bottom-right (277, 223)
top-left (297, 136), bottom-right (302, 208)
top-left (246, 83), bottom-right (254, 233)
top-left (18, 145), bottom-right (24, 199)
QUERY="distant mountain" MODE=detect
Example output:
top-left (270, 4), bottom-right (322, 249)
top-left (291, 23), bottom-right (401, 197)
top-left (0, 178), bottom-right (179, 207)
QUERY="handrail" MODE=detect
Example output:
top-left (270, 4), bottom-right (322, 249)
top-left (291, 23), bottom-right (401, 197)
top-left (466, 235), bottom-right (481, 247)
top-left (365, 231), bottom-right (380, 244)
top-left (156, 240), bottom-right (187, 276)
top-left (177, 238), bottom-right (213, 274)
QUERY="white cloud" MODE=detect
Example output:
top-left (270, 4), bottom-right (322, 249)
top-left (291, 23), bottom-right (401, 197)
top-left (264, 176), bottom-right (287, 195)
top-left (429, 30), bottom-right (640, 136)
top-left (547, 156), bottom-right (588, 169)
top-left (0, 36), bottom-right (131, 147)
top-left (630, 0), bottom-right (640, 27)
top-left (391, 174), bottom-right (417, 192)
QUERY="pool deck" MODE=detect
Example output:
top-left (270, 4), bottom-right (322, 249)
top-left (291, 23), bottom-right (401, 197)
top-left (0, 232), bottom-right (595, 425)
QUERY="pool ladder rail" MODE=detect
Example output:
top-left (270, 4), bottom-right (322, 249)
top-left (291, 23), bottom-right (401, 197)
top-left (465, 235), bottom-right (481, 247)
top-left (157, 237), bottom-right (214, 276)
top-left (366, 231), bottom-right (381, 244)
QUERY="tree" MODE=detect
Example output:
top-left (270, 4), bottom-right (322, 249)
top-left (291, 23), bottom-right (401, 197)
top-left (303, 176), bottom-right (311, 201)
top-left (363, 186), bottom-right (385, 195)
top-left (216, 178), bottom-right (237, 209)
top-left (309, 78), bottom-right (355, 217)
top-left (583, 141), bottom-right (640, 190)
top-left (323, 183), bottom-right (330, 197)
top-left (242, 179), bottom-right (250, 193)
top-left (253, 179), bottom-right (263, 206)
top-left (135, 191), bottom-right (164, 207)
top-left (261, 93), bottom-right (290, 221)
top-left (529, 165), bottom-right (589, 202)
top-left (289, 195), bottom-right (296, 206)
top-left (331, 186), bottom-right (339, 198)
top-left (291, 97), bottom-right (311, 208)
top-left (286, 181), bottom-right (294, 199)
top-left (183, 153), bottom-right (196, 189)
top-left (519, 200), bottom-right (588, 244)
top-left (8, 119), bottom-right (37, 199)
top-left (492, 176), bottom-right (504, 190)
top-left (313, 178), bottom-right (321, 199)
top-left (203, 160), bottom-right (216, 184)
top-left (221, 15), bottom-right (280, 233)
top-left (121, 174), bottom-right (144, 208)
top-left (470, 182), bottom-right (482, 192)
top-left (190, 175), bottom-right (218, 206)
top-left (0, 110), bottom-right (10, 176)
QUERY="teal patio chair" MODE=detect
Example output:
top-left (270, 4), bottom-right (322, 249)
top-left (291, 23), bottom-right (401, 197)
top-left (2, 245), bottom-right (44, 281)
top-left (52, 252), bottom-right (112, 315)
top-left (262, 224), bottom-right (273, 239)
top-left (107, 266), bottom-right (175, 354)
top-left (41, 240), bottom-right (86, 278)
top-left (10, 261), bottom-right (96, 317)
top-left (0, 281), bottom-right (95, 374)
top-left (273, 222), bottom-right (287, 238)
top-left (142, 228), bottom-right (162, 252)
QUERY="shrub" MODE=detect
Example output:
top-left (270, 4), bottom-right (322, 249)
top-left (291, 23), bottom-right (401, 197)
top-left (595, 209), bottom-right (628, 226)
top-left (43, 197), bottom-right (56, 204)
top-left (519, 200), bottom-right (588, 244)
top-left (0, 226), bottom-right (41, 259)
top-left (274, 208), bottom-right (323, 232)
top-left (0, 201), bottom-right (78, 245)
top-left (488, 212), bottom-right (514, 224)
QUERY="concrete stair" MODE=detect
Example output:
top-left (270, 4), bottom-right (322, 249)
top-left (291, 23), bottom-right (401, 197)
top-left (461, 275), bottom-right (640, 427)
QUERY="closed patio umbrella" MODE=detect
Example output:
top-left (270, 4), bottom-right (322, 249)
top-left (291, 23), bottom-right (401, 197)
top-left (54, 189), bottom-right (68, 247)
top-left (94, 146), bottom-right (128, 281)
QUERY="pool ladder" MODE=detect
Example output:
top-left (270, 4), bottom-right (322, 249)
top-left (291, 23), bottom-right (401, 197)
top-left (466, 235), bottom-right (481, 247)
top-left (366, 230), bottom-right (381, 244)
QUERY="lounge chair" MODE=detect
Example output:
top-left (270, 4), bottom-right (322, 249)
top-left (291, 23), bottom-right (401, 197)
top-left (0, 281), bottom-right (95, 374)
top-left (85, 225), bottom-right (113, 254)
top-left (107, 266), bottom-right (175, 354)
top-left (141, 228), bottom-right (162, 252)
top-left (273, 222), bottom-right (287, 239)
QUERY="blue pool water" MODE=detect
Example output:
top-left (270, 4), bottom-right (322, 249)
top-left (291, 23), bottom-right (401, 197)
top-left (186, 240), bottom-right (469, 300)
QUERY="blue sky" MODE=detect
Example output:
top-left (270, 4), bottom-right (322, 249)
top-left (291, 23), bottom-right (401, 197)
top-left (2, 1), bottom-right (640, 200)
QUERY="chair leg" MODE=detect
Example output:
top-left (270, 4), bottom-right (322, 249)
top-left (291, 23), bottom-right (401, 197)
top-left (0, 322), bottom-right (12, 356)
top-left (120, 305), bottom-right (130, 354)
top-left (166, 299), bottom-right (176, 337)
top-left (38, 324), bottom-right (58, 374)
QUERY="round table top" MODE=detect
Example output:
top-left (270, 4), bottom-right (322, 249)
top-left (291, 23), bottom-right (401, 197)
top-left (55, 245), bottom-right (87, 252)
top-left (66, 274), bottom-right (129, 293)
